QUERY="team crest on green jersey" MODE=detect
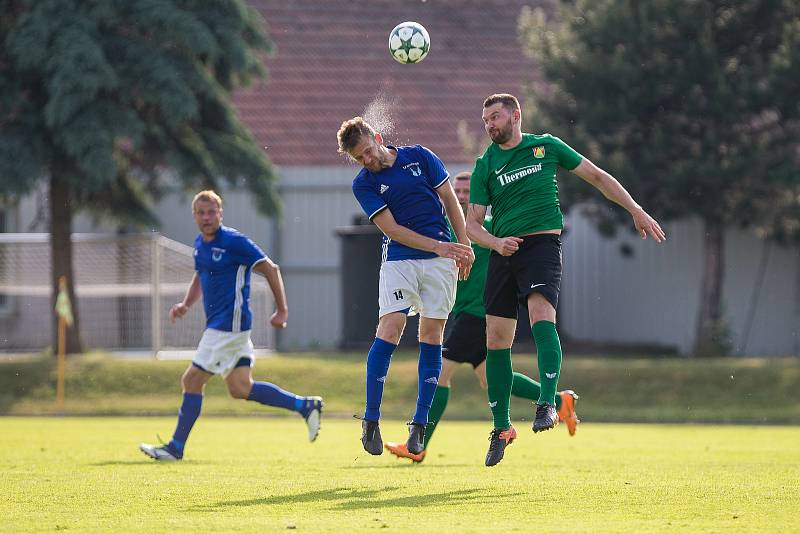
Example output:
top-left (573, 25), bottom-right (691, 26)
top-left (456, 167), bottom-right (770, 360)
top-left (532, 146), bottom-right (545, 158)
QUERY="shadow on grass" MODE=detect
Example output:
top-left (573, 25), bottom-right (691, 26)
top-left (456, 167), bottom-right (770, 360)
top-left (187, 486), bottom-right (525, 513)
top-left (87, 459), bottom-right (213, 466)
top-left (187, 487), bottom-right (400, 512)
top-left (344, 462), bottom-right (473, 469)
top-left (88, 460), bottom-right (157, 466)
top-left (331, 488), bottom-right (525, 511)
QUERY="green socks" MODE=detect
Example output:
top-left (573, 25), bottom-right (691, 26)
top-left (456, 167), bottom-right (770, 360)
top-left (424, 371), bottom-right (564, 451)
top-left (532, 320), bottom-right (562, 405)
top-left (423, 385), bottom-right (449, 448)
top-left (486, 348), bottom-right (513, 429)
top-left (511, 372), bottom-right (561, 410)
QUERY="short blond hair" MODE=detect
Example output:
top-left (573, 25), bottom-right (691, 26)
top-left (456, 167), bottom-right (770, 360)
top-left (454, 171), bottom-right (471, 181)
top-left (336, 116), bottom-right (377, 156)
top-left (192, 190), bottom-right (222, 211)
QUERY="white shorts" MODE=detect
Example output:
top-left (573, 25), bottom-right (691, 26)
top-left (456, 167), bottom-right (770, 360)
top-left (193, 328), bottom-right (255, 377)
top-left (378, 257), bottom-right (457, 319)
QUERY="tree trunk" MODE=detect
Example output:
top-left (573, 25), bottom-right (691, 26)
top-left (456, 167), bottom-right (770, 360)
top-left (693, 219), bottom-right (728, 356)
top-left (50, 174), bottom-right (83, 354)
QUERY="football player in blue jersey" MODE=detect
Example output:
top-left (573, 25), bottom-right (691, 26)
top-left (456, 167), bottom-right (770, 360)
top-left (139, 190), bottom-right (323, 461)
top-left (337, 117), bottom-right (475, 456)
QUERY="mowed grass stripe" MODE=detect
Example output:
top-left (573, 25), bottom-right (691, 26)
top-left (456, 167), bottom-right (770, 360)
top-left (2, 353), bottom-right (800, 423)
top-left (1, 418), bottom-right (798, 533)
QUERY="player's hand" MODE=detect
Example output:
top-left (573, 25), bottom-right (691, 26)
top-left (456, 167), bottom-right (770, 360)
top-left (455, 244), bottom-right (475, 280)
top-left (631, 208), bottom-right (666, 243)
top-left (169, 303), bottom-right (189, 323)
top-left (270, 309), bottom-right (288, 329)
top-left (433, 241), bottom-right (473, 264)
top-left (492, 236), bottom-right (523, 256)
top-left (457, 261), bottom-right (472, 281)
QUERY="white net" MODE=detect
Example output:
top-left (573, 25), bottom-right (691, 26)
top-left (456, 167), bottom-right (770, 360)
top-left (0, 233), bottom-right (275, 355)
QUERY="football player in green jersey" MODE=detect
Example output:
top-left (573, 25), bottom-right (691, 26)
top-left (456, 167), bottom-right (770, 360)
top-left (384, 172), bottom-right (580, 464)
top-left (466, 94), bottom-right (665, 466)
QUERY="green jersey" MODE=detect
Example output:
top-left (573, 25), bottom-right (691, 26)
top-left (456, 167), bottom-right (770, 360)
top-left (449, 217), bottom-right (492, 319)
top-left (469, 133), bottom-right (583, 238)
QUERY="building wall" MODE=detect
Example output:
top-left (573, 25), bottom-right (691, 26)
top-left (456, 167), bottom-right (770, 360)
top-left (561, 212), bottom-right (799, 355)
top-left (268, 164), bottom-right (471, 351)
top-left (269, 168), bottom-right (799, 356)
top-left (3, 167), bottom-right (798, 355)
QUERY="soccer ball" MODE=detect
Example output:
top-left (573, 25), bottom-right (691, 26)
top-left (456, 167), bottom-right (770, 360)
top-left (388, 21), bottom-right (430, 64)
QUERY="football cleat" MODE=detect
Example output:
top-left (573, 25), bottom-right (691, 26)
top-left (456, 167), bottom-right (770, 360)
top-left (557, 390), bottom-right (580, 436)
top-left (385, 441), bottom-right (426, 463)
top-left (485, 425), bottom-right (517, 467)
top-left (300, 396), bottom-right (323, 442)
top-left (361, 419), bottom-right (383, 455)
top-left (139, 442), bottom-right (181, 461)
top-left (406, 422), bottom-right (426, 455)
top-left (533, 402), bottom-right (559, 433)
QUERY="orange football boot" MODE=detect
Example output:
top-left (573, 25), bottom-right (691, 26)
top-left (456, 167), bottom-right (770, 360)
top-left (557, 390), bottom-right (580, 436)
top-left (384, 441), bottom-right (426, 463)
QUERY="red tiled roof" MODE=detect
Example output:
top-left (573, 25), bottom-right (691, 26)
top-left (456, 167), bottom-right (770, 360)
top-left (235, 0), bottom-right (539, 165)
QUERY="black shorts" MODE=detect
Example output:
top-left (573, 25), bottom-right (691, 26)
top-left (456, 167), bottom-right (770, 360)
top-left (484, 234), bottom-right (562, 319)
top-left (442, 312), bottom-right (487, 368)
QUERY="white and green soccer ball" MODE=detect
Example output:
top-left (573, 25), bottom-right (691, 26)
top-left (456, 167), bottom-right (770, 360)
top-left (388, 21), bottom-right (430, 64)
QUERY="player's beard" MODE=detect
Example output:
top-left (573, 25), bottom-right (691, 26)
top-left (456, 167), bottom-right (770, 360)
top-left (489, 118), bottom-right (513, 145)
top-left (201, 221), bottom-right (220, 238)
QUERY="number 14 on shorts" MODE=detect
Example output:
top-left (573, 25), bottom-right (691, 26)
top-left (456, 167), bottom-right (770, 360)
top-left (393, 289), bottom-right (404, 301)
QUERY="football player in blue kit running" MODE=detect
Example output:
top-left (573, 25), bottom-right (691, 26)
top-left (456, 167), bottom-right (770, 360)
top-left (337, 117), bottom-right (475, 456)
top-left (139, 190), bottom-right (323, 461)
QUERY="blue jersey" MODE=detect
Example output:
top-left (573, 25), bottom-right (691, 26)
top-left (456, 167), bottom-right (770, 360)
top-left (352, 144), bottom-right (451, 261)
top-left (193, 225), bottom-right (267, 332)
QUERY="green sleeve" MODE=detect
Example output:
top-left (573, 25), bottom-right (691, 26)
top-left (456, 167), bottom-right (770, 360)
top-left (469, 157), bottom-right (490, 205)
top-left (552, 136), bottom-right (583, 171)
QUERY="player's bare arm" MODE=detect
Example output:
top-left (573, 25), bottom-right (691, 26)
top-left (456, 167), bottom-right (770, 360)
top-left (466, 203), bottom-right (523, 256)
top-left (372, 208), bottom-right (473, 263)
top-left (169, 272), bottom-right (201, 323)
top-left (254, 258), bottom-right (289, 329)
top-left (436, 180), bottom-right (475, 279)
top-left (571, 158), bottom-right (666, 243)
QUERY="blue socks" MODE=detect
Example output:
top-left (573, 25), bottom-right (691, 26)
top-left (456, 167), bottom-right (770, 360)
top-left (364, 337), bottom-right (397, 421)
top-left (413, 342), bottom-right (442, 424)
top-left (363, 338), bottom-right (443, 423)
top-left (167, 383), bottom-right (308, 456)
top-left (168, 392), bottom-right (203, 455)
top-left (248, 381), bottom-right (303, 412)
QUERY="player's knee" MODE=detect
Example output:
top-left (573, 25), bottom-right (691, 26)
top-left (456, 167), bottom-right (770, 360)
top-left (527, 293), bottom-right (556, 324)
top-left (181, 370), bottom-right (205, 393)
top-left (228, 381), bottom-right (252, 400)
top-left (486, 331), bottom-right (511, 349)
top-left (418, 320), bottom-right (445, 345)
top-left (376, 328), bottom-right (402, 345)
top-left (376, 315), bottom-right (405, 344)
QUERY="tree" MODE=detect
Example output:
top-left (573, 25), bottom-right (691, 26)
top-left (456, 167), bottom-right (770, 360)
top-left (519, 0), bottom-right (800, 355)
top-left (0, 0), bottom-right (279, 353)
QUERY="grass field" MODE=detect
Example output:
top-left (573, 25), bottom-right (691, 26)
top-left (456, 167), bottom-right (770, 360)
top-left (2, 417), bottom-right (799, 533)
top-left (3, 352), bottom-right (800, 423)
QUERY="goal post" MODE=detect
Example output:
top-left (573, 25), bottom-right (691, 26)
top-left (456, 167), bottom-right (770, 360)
top-left (0, 233), bottom-right (276, 356)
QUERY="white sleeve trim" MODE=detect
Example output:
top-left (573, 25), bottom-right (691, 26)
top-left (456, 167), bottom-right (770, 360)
top-left (368, 205), bottom-right (388, 220)
top-left (250, 257), bottom-right (268, 271)
top-left (433, 173), bottom-right (451, 189)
